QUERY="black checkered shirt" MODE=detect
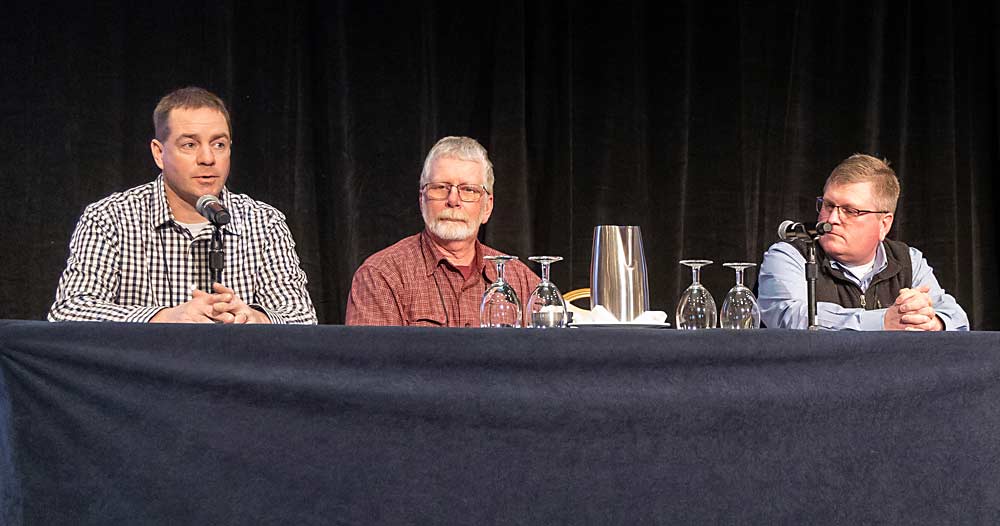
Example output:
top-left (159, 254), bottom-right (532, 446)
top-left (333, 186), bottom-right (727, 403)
top-left (49, 175), bottom-right (317, 324)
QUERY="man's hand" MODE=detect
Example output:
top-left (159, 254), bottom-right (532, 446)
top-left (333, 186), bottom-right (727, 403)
top-left (883, 286), bottom-right (944, 331)
top-left (151, 288), bottom-right (228, 323)
top-left (207, 283), bottom-right (271, 324)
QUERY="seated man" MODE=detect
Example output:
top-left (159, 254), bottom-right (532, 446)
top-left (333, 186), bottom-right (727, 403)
top-left (346, 136), bottom-right (539, 326)
top-left (758, 154), bottom-right (968, 330)
top-left (49, 87), bottom-right (316, 324)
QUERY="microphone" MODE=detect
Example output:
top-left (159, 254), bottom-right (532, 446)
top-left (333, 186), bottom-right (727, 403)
top-left (778, 220), bottom-right (832, 241)
top-left (196, 195), bottom-right (231, 225)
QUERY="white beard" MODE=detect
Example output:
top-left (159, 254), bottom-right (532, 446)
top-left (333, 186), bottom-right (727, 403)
top-left (423, 207), bottom-right (480, 241)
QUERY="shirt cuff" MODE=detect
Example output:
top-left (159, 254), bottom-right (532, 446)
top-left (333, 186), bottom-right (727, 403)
top-left (128, 306), bottom-right (167, 323)
top-left (858, 309), bottom-right (887, 331)
top-left (251, 305), bottom-right (283, 324)
top-left (936, 312), bottom-right (959, 331)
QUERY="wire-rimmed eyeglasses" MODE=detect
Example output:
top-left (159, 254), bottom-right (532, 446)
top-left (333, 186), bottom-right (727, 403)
top-left (422, 183), bottom-right (489, 202)
top-left (816, 197), bottom-right (889, 220)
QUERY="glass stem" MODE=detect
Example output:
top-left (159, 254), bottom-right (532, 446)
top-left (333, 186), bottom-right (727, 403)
top-left (735, 268), bottom-right (744, 287)
top-left (691, 266), bottom-right (701, 285)
top-left (496, 261), bottom-right (506, 284)
top-left (540, 263), bottom-right (550, 283)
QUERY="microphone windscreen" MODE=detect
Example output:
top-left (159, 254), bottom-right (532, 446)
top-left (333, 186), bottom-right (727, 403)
top-left (196, 194), bottom-right (219, 216)
top-left (777, 220), bottom-right (797, 241)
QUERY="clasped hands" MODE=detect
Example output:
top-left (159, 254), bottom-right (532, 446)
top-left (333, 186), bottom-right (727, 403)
top-left (151, 283), bottom-right (270, 324)
top-left (883, 285), bottom-right (943, 331)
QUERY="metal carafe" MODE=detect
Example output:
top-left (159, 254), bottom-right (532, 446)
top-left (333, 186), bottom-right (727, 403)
top-left (590, 225), bottom-right (650, 322)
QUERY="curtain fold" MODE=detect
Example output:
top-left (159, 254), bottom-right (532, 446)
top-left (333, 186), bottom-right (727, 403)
top-left (1, 0), bottom-right (996, 327)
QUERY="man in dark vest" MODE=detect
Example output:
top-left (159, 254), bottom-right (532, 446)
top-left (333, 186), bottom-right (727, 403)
top-left (758, 154), bottom-right (969, 330)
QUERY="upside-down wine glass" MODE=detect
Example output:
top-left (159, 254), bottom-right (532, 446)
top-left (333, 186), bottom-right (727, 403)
top-left (526, 256), bottom-right (568, 328)
top-left (675, 259), bottom-right (717, 329)
top-left (719, 262), bottom-right (761, 329)
top-left (481, 255), bottom-right (522, 327)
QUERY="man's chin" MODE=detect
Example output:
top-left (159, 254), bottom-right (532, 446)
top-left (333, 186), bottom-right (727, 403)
top-left (427, 221), bottom-right (476, 242)
top-left (818, 239), bottom-right (858, 264)
top-left (818, 236), bottom-right (844, 252)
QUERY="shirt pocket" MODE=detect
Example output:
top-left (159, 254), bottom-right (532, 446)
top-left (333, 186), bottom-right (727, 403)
top-left (405, 302), bottom-right (448, 327)
top-left (409, 315), bottom-right (446, 327)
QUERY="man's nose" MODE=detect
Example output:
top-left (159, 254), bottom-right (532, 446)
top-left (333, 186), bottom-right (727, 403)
top-left (824, 206), bottom-right (843, 224)
top-left (446, 185), bottom-right (462, 207)
top-left (197, 145), bottom-right (216, 165)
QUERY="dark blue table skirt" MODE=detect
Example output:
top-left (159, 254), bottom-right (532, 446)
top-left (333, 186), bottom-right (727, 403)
top-left (2, 320), bottom-right (999, 525)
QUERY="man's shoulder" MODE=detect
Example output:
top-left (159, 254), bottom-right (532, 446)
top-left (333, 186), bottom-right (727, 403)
top-left (226, 191), bottom-right (285, 222)
top-left (762, 240), bottom-right (809, 262)
top-left (479, 242), bottom-right (537, 276)
top-left (480, 242), bottom-right (525, 259)
top-left (760, 241), bottom-right (807, 278)
top-left (882, 238), bottom-right (912, 259)
top-left (83, 180), bottom-right (157, 216)
top-left (358, 233), bottom-right (424, 271)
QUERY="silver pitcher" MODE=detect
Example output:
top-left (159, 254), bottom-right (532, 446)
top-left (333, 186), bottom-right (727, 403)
top-left (590, 225), bottom-right (650, 322)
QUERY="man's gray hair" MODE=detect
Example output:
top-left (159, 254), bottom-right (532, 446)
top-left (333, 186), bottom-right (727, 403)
top-left (419, 136), bottom-right (494, 193)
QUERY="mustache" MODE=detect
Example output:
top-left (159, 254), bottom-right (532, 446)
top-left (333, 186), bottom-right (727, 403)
top-left (435, 209), bottom-right (471, 222)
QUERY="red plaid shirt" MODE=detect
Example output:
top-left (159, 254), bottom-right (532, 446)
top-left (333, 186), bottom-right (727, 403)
top-left (346, 231), bottom-right (540, 327)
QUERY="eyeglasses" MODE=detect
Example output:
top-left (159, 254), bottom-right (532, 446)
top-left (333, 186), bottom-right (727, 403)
top-left (816, 197), bottom-right (889, 220)
top-left (422, 183), bottom-right (489, 202)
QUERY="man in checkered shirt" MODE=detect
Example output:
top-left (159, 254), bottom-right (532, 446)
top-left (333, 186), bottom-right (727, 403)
top-left (346, 136), bottom-right (539, 327)
top-left (49, 87), bottom-right (316, 324)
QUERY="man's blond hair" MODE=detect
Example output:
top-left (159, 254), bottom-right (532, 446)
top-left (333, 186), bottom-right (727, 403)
top-left (825, 154), bottom-right (900, 213)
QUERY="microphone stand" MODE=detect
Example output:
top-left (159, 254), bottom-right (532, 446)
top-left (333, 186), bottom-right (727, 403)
top-left (781, 221), bottom-right (831, 330)
top-left (209, 223), bottom-right (225, 286)
top-left (805, 241), bottom-right (818, 330)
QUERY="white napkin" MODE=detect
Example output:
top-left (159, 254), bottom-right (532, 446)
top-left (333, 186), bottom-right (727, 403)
top-left (571, 305), bottom-right (668, 325)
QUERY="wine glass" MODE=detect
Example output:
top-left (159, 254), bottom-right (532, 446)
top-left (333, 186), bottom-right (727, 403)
top-left (526, 256), bottom-right (567, 328)
top-left (675, 259), bottom-right (717, 329)
top-left (720, 262), bottom-right (761, 329)
top-left (481, 255), bottom-right (522, 327)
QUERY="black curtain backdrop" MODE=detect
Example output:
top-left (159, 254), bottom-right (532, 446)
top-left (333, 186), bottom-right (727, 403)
top-left (1, 1), bottom-right (997, 327)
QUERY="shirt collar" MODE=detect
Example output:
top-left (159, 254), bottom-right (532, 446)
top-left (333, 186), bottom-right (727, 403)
top-left (151, 175), bottom-right (173, 229)
top-left (830, 241), bottom-right (887, 281)
top-left (150, 174), bottom-right (241, 236)
top-left (419, 230), bottom-right (489, 280)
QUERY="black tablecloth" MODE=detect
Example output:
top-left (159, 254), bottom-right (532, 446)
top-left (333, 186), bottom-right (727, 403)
top-left (2, 320), bottom-right (999, 524)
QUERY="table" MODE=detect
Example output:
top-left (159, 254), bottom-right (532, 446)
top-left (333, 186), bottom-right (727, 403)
top-left (2, 321), bottom-right (999, 524)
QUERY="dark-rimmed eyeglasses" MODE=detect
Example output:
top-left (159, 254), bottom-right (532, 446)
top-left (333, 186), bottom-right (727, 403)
top-left (422, 183), bottom-right (489, 202)
top-left (816, 197), bottom-right (889, 219)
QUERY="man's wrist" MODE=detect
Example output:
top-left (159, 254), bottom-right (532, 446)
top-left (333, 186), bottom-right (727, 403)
top-left (149, 306), bottom-right (174, 323)
top-left (249, 305), bottom-right (272, 324)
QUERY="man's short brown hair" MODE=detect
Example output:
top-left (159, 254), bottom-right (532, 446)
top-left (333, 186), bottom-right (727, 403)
top-left (825, 154), bottom-right (900, 213)
top-left (153, 87), bottom-right (231, 141)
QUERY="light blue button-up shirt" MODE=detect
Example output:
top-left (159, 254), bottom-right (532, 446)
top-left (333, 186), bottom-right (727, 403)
top-left (758, 241), bottom-right (969, 330)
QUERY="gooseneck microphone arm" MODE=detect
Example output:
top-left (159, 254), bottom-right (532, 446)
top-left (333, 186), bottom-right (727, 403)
top-left (777, 221), bottom-right (832, 330)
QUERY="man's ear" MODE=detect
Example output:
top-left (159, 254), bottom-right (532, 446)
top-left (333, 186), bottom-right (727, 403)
top-left (480, 193), bottom-right (494, 225)
top-left (878, 212), bottom-right (894, 240)
top-left (150, 139), bottom-right (165, 170)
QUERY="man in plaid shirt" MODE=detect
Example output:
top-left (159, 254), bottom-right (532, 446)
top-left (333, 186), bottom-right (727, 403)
top-left (49, 87), bottom-right (316, 324)
top-left (346, 136), bottom-right (539, 327)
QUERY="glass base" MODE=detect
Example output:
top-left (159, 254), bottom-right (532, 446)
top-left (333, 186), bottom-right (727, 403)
top-left (531, 310), bottom-right (566, 328)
